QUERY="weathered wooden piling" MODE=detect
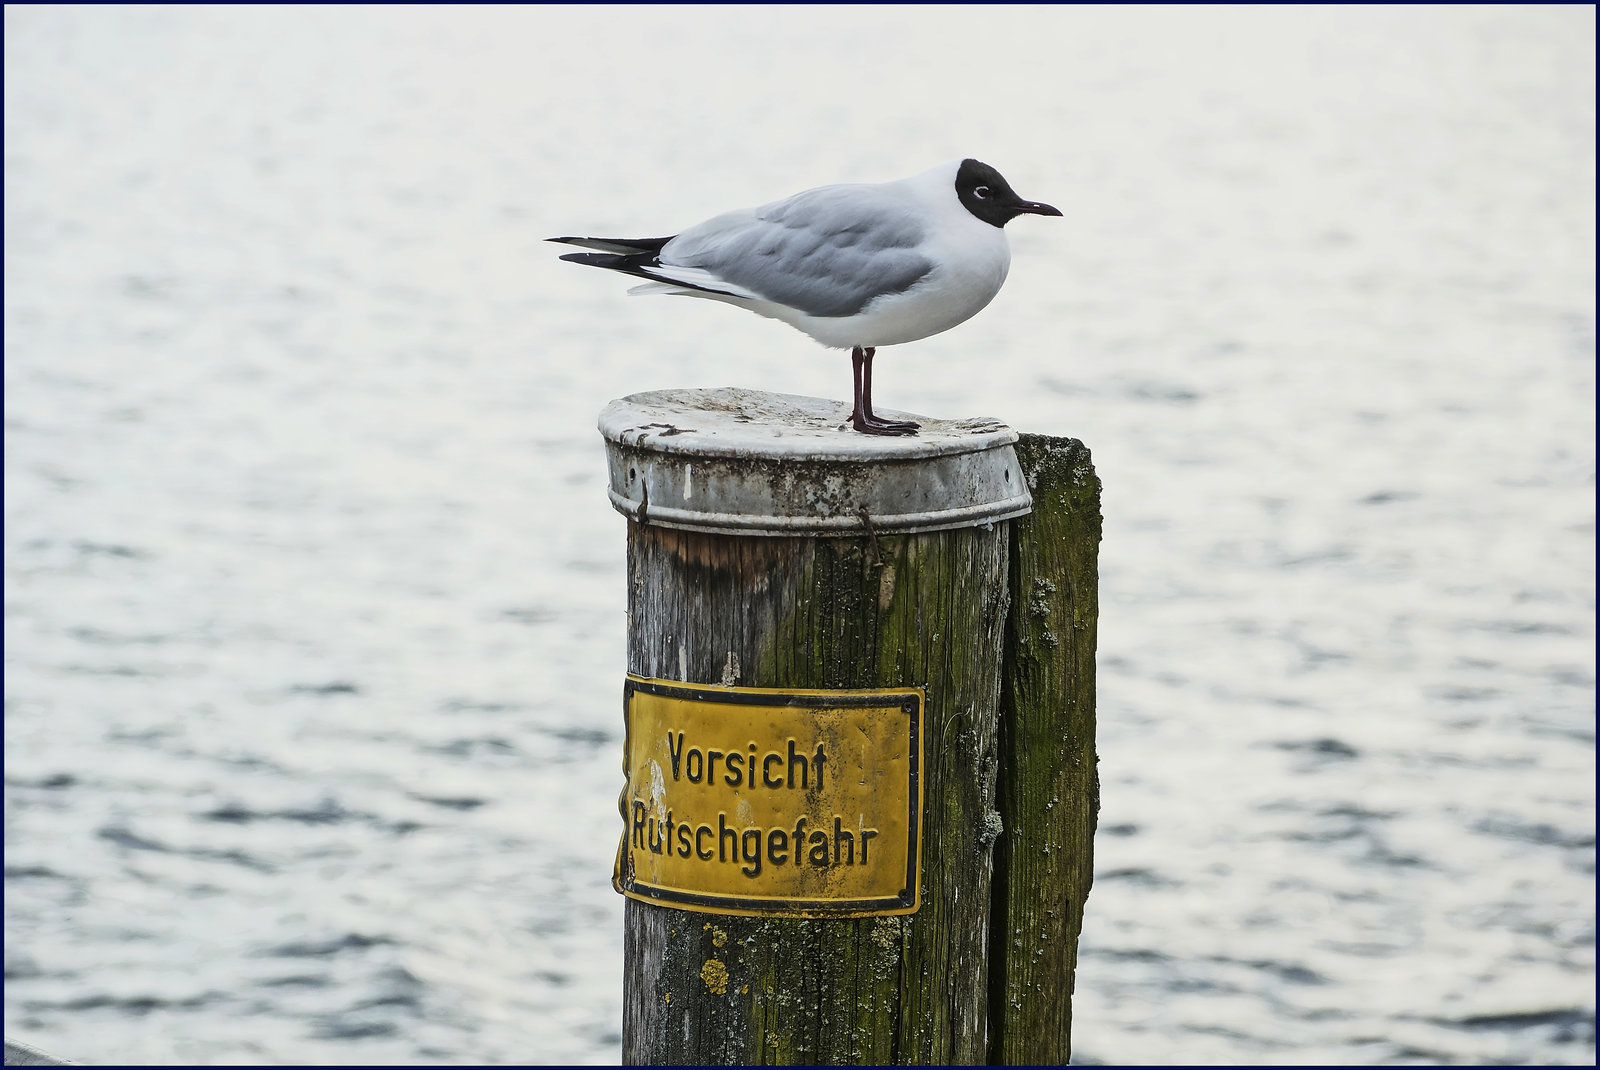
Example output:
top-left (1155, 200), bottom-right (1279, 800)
top-left (3, 1037), bottom-right (72, 1066)
top-left (989, 436), bottom-right (1102, 1064)
top-left (599, 388), bottom-right (1099, 1066)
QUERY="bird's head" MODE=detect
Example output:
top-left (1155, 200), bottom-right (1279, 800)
top-left (954, 159), bottom-right (1062, 228)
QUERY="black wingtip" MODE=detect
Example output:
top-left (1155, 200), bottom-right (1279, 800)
top-left (546, 235), bottom-right (674, 256)
top-left (553, 250), bottom-right (744, 301)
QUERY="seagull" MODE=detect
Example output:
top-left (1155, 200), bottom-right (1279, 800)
top-left (549, 159), bottom-right (1060, 435)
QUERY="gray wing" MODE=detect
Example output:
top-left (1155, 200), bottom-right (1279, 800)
top-left (659, 185), bottom-right (934, 318)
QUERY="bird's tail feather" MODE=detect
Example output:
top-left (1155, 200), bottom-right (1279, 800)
top-left (627, 281), bottom-right (696, 297)
top-left (546, 235), bottom-right (672, 255)
top-left (555, 248), bottom-right (759, 303)
top-left (556, 251), bottom-right (644, 270)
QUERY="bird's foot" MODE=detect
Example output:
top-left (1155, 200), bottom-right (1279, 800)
top-left (852, 412), bottom-right (921, 436)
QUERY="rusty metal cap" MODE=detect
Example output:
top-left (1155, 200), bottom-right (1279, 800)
top-left (597, 388), bottom-right (1032, 536)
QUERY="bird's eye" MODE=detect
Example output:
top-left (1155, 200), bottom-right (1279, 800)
top-left (974, 186), bottom-right (991, 199)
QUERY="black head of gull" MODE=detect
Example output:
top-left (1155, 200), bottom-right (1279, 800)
top-left (954, 159), bottom-right (1063, 228)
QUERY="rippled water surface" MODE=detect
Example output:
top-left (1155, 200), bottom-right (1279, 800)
top-left (5, 6), bottom-right (1594, 1065)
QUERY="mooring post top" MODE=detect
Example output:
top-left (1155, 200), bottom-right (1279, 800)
top-left (4, 1037), bottom-right (72, 1066)
top-left (597, 388), bottom-right (1033, 536)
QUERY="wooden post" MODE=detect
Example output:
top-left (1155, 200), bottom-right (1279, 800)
top-left (989, 435), bottom-right (1102, 1064)
top-left (599, 390), bottom-right (1099, 1066)
top-left (3, 1036), bottom-right (72, 1066)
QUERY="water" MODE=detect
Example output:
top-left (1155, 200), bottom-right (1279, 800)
top-left (4, 5), bottom-right (1593, 1064)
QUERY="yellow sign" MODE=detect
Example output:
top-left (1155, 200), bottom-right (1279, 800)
top-left (615, 676), bottom-right (923, 917)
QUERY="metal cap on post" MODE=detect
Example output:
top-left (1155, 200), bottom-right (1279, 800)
top-left (598, 388), bottom-right (1032, 535)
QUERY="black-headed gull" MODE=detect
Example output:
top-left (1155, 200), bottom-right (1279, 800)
top-left (550, 159), bottom-right (1060, 436)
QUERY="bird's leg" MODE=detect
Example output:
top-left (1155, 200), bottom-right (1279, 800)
top-left (851, 345), bottom-right (868, 427)
top-left (851, 346), bottom-right (920, 435)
